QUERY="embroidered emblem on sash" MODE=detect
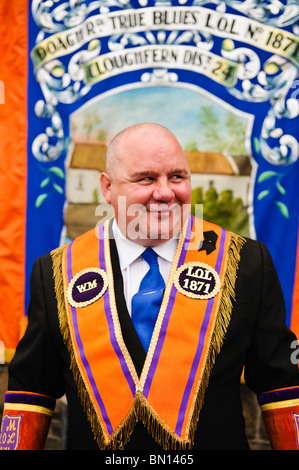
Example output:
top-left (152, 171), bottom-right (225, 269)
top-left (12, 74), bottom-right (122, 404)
top-left (293, 412), bottom-right (299, 448)
top-left (67, 267), bottom-right (108, 308)
top-left (174, 261), bottom-right (221, 299)
top-left (0, 414), bottom-right (22, 450)
top-left (52, 218), bottom-right (245, 449)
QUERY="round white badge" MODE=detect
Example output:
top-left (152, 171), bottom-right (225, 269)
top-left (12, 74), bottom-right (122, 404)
top-left (67, 267), bottom-right (108, 308)
top-left (174, 262), bottom-right (221, 299)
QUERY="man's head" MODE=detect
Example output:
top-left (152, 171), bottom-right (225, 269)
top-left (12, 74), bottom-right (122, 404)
top-left (100, 123), bottom-right (191, 246)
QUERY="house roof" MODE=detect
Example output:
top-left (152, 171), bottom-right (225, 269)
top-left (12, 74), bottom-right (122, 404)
top-left (70, 141), bottom-right (107, 171)
top-left (69, 142), bottom-right (251, 176)
top-left (185, 150), bottom-right (235, 175)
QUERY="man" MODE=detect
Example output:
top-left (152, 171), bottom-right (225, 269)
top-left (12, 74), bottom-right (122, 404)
top-left (1, 123), bottom-right (299, 450)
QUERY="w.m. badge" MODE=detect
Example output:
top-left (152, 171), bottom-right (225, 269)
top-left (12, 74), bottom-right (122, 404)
top-left (67, 267), bottom-right (108, 308)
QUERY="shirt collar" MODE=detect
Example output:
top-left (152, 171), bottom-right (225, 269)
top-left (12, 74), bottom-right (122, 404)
top-left (112, 219), bottom-right (178, 270)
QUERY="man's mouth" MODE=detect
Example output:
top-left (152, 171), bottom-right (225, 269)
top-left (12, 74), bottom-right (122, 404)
top-left (147, 203), bottom-right (180, 215)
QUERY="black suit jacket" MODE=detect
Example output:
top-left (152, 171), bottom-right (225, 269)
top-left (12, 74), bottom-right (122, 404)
top-left (8, 235), bottom-right (299, 450)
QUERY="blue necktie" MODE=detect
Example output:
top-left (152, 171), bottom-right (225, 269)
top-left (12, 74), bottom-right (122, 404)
top-left (131, 248), bottom-right (165, 351)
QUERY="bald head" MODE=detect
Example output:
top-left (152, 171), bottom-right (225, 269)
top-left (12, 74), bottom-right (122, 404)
top-left (100, 122), bottom-right (191, 245)
top-left (105, 123), bottom-right (182, 175)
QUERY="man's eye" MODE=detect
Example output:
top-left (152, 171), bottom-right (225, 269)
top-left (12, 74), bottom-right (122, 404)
top-left (138, 177), bottom-right (154, 183)
top-left (170, 175), bottom-right (183, 180)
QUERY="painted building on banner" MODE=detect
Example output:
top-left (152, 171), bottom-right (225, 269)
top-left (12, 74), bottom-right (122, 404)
top-left (64, 141), bottom-right (113, 241)
top-left (63, 138), bottom-right (252, 241)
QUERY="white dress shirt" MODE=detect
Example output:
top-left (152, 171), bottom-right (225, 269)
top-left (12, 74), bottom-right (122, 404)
top-left (112, 219), bottom-right (178, 316)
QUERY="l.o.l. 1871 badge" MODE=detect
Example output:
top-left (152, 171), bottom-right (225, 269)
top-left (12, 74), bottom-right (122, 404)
top-left (67, 267), bottom-right (108, 308)
top-left (174, 262), bottom-right (221, 299)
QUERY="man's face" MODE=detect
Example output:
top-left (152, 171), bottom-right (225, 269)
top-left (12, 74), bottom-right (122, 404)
top-left (100, 129), bottom-right (192, 246)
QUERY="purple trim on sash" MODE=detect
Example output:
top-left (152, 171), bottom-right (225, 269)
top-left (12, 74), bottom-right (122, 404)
top-left (98, 224), bottom-right (136, 396)
top-left (215, 227), bottom-right (226, 273)
top-left (175, 227), bottom-right (227, 437)
top-left (143, 215), bottom-right (194, 398)
top-left (66, 241), bottom-right (113, 435)
top-left (258, 386), bottom-right (299, 406)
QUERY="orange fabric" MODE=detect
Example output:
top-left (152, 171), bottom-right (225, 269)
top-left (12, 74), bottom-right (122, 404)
top-left (63, 227), bottom-right (135, 440)
top-left (0, 408), bottom-right (52, 450)
top-left (262, 406), bottom-right (299, 450)
top-left (61, 218), bottom-right (233, 447)
top-left (291, 224), bottom-right (299, 341)
top-left (146, 221), bottom-right (227, 438)
top-left (0, 0), bottom-right (28, 351)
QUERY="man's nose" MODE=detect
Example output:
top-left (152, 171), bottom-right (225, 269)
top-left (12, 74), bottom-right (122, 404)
top-left (152, 178), bottom-right (175, 201)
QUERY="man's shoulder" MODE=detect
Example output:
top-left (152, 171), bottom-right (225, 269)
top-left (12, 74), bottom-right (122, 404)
top-left (48, 224), bottom-right (106, 259)
top-left (193, 217), bottom-right (266, 262)
top-left (197, 217), bottom-right (257, 245)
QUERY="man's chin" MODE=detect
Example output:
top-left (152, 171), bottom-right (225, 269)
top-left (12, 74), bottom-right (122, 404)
top-left (141, 220), bottom-right (182, 244)
top-left (123, 207), bottom-right (187, 244)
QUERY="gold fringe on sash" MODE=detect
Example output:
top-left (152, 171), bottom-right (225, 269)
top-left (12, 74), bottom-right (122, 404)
top-left (51, 244), bottom-right (138, 449)
top-left (50, 231), bottom-right (246, 450)
top-left (51, 244), bottom-right (68, 338)
top-left (186, 232), bottom-right (246, 447)
top-left (134, 392), bottom-right (190, 450)
top-left (129, 232), bottom-right (246, 450)
top-left (51, 244), bottom-right (110, 448)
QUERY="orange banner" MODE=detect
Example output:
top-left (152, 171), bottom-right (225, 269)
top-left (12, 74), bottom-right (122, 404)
top-left (0, 0), bottom-right (28, 359)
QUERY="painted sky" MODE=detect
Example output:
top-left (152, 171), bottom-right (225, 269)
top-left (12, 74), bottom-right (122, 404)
top-left (71, 85), bottom-right (249, 151)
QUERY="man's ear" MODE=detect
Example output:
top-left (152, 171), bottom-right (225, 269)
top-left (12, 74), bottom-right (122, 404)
top-left (100, 172), bottom-right (112, 204)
